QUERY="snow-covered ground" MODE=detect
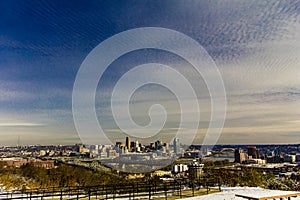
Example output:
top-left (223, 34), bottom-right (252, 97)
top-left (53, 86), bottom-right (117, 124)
top-left (183, 187), bottom-right (300, 200)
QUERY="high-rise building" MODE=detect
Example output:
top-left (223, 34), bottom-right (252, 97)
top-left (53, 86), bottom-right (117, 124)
top-left (155, 140), bottom-right (161, 150)
top-left (115, 142), bottom-right (122, 147)
top-left (173, 138), bottom-right (180, 153)
top-left (135, 140), bottom-right (140, 152)
top-left (163, 143), bottom-right (169, 150)
top-left (150, 142), bottom-right (155, 149)
top-left (247, 146), bottom-right (260, 159)
top-left (234, 149), bottom-right (247, 163)
top-left (126, 137), bottom-right (131, 151)
top-left (130, 141), bottom-right (135, 149)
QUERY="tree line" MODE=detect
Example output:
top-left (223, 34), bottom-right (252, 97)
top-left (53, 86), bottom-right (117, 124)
top-left (0, 163), bottom-right (125, 190)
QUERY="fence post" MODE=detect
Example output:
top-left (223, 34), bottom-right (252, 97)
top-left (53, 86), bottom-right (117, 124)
top-left (164, 184), bottom-right (167, 200)
top-left (95, 187), bottom-right (98, 200)
top-left (60, 189), bottom-right (63, 200)
top-left (132, 183), bottom-right (135, 200)
top-left (192, 181), bottom-right (195, 197)
top-left (105, 186), bottom-right (108, 200)
top-left (113, 185), bottom-right (115, 200)
top-left (148, 185), bottom-right (151, 200)
top-left (179, 181), bottom-right (182, 198)
top-left (206, 184), bottom-right (209, 194)
top-left (128, 185), bottom-right (131, 200)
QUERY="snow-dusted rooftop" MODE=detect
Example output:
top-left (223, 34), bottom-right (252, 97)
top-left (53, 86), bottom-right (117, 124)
top-left (184, 187), bottom-right (300, 200)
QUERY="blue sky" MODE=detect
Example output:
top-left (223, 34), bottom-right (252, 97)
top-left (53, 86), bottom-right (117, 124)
top-left (0, 0), bottom-right (299, 145)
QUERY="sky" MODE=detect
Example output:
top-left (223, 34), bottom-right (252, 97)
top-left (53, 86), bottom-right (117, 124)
top-left (0, 0), bottom-right (299, 146)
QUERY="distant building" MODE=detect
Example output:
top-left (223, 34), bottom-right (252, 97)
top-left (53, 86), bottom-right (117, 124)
top-left (130, 141), bottom-right (135, 149)
top-left (267, 155), bottom-right (282, 163)
top-left (89, 145), bottom-right (96, 151)
top-left (150, 142), bottom-right (155, 149)
top-left (155, 140), bottom-right (162, 150)
top-left (126, 137), bottom-right (131, 151)
top-left (49, 150), bottom-right (55, 157)
top-left (185, 150), bottom-right (201, 158)
top-left (234, 149), bottom-right (247, 163)
top-left (172, 164), bottom-right (188, 173)
top-left (79, 146), bottom-right (89, 154)
top-left (284, 154), bottom-right (296, 163)
top-left (30, 159), bottom-right (55, 168)
top-left (0, 158), bottom-right (55, 169)
top-left (116, 142), bottom-right (122, 147)
top-left (40, 150), bottom-right (47, 156)
top-left (247, 146), bottom-right (260, 159)
top-left (245, 159), bottom-right (266, 164)
top-left (152, 170), bottom-right (172, 177)
top-left (173, 138), bottom-right (180, 153)
top-left (107, 149), bottom-right (118, 158)
top-left (188, 160), bottom-right (204, 180)
top-left (163, 143), bottom-right (169, 151)
top-left (119, 152), bottom-right (153, 160)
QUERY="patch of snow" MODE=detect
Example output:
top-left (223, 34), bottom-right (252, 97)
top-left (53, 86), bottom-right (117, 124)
top-left (183, 187), bottom-right (300, 200)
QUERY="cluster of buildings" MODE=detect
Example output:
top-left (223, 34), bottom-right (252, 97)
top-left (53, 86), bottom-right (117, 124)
top-left (0, 145), bottom-right (80, 158)
top-left (1, 143), bottom-right (299, 178)
top-left (0, 157), bottom-right (55, 169)
top-left (234, 146), bottom-right (265, 164)
top-left (171, 160), bottom-right (205, 180)
top-left (235, 146), bottom-right (300, 164)
top-left (0, 138), bottom-right (185, 173)
top-left (75, 137), bottom-right (183, 159)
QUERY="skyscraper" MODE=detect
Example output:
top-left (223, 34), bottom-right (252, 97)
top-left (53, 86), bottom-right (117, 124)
top-left (173, 138), bottom-right (180, 153)
top-left (126, 137), bottom-right (131, 151)
top-left (155, 140), bottom-right (161, 150)
top-left (247, 146), bottom-right (260, 159)
top-left (234, 149), bottom-right (247, 163)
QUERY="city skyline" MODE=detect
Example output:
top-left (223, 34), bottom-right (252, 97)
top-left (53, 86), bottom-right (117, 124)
top-left (0, 1), bottom-right (299, 145)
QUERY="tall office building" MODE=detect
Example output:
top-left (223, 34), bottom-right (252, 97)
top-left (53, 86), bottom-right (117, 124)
top-left (247, 146), bottom-right (260, 159)
top-left (173, 138), bottom-right (180, 153)
top-left (130, 141), bottom-right (135, 149)
top-left (135, 140), bottom-right (141, 152)
top-left (234, 149), bottom-right (247, 163)
top-left (155, 140), bottom-right (161, 150)
top-left (126, 137), bottom-right (131, 152)
top-left (164, 143), bottom-right (169, 150)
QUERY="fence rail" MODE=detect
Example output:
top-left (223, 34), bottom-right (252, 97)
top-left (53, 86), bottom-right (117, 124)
top-left (0, 179), bottom-right (221, 200)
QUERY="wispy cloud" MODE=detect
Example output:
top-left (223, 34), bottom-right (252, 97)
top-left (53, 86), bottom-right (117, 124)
top-left (0, 122), bottom-right (43, 127)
